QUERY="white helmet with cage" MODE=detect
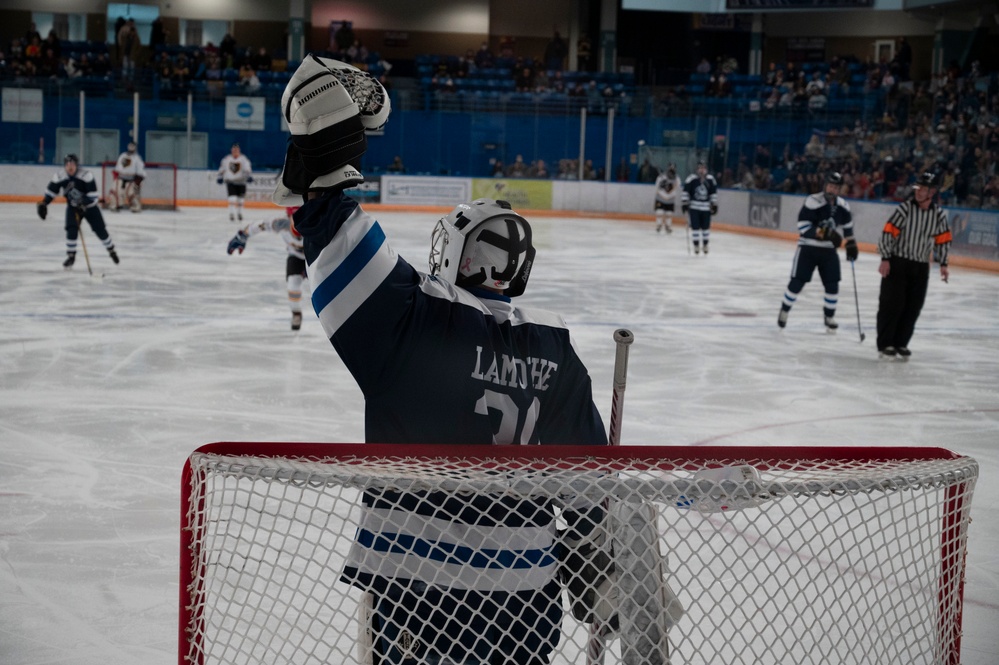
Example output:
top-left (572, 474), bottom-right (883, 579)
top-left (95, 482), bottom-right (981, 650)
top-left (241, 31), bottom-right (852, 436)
top-left (429, 199), bottom-right (535, 297)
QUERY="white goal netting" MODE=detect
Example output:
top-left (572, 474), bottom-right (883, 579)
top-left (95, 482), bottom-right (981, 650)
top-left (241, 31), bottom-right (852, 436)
top-left (180, 444), bottom-right (977, 665)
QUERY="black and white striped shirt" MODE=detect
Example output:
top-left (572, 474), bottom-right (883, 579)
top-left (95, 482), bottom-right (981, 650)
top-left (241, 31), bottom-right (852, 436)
top-left (877, 200), bottom-right (952, 266)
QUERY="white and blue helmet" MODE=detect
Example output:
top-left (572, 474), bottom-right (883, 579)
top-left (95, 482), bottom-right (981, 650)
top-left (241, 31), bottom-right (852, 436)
top-left (429, 199), bottom-right (535, 297)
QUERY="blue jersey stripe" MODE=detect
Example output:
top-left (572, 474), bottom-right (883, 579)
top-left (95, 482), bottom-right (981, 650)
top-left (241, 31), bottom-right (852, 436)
top-left (311, 221), bottom-right (386, 315)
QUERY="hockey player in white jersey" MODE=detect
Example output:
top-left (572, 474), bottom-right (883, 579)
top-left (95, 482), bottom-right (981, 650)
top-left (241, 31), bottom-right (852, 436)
top-left (217, 142), bottom-right (253, 221)
top-left (37, 154), bottom-right (120, 269)
top-left (226, 206), bottom-right (307, 330)
top-left (274, 54), bottom-right (610, 665)
top-left (653, 164), bottom-right (681, 234)
top-left (778, 172), bottom-right (856, 332)
top-left (109, 142), bottom-right (146, 212)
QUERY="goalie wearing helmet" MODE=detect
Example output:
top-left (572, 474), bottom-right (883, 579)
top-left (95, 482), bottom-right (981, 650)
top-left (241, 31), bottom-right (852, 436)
top-left (278, 54), bottom-right (612, 665)
top-left (108, 142), bottom-right (146, 212)
top-left (653, 163), bottom-right (681, 234)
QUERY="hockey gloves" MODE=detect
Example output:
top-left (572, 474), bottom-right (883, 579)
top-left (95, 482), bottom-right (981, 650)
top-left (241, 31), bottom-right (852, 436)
top-left (681, 204), bottom-right (689, 215)
top-left (558, 512), bottom-right (619, 629)
top-left (36, 201), bottom-right (47, 220)
top-left (818, 219), bottom-right (843, 248)
top-left (246, 176), bottom-right (254, 183)
top-left (133, 175), bottom-right (144, 185)
top-left (227, 230), bottom-right (249, 255)
top-left (217, 177), bottom-right (224, 185)
top-left (710, 203), bottom-right (718, 216)
top-left (845, 239), bottom-right (858, 261)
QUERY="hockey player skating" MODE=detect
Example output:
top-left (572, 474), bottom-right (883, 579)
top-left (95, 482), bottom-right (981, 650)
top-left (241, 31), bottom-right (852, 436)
top-left (777, 172), bottom-right (856, 332)
top-left (227, 206), bottom-right (307, 330)
top-left (107, 142), bottom-right (146, 212)
top-left (653, 164), bottom-right (681, 234)
top-left (680, 161), bottom-right (718, 254)
top-left (875, 171), bottom-right (951, 360)
top-left (277, 54), bottom-right (611, 665)
top-left (37, 154), bottom-right (120, 269)
top-left (217, 142), bottom-right (253, 221)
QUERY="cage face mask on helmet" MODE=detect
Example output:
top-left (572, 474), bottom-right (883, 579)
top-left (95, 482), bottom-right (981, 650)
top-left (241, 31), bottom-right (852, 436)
top-left (428, 199), bottom-right (535, 297)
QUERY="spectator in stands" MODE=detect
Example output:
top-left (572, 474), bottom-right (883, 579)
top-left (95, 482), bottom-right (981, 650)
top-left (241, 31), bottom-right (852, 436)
top-left (544, 29), bottom-right (567, 71)
top-left (92, 53), bottom-right (111, 77)
top-left (586, 80), bottom-right (605, 114)
top-left (515, 66), bottom-right (534, 92)
top-left (347, 39), bottom-right (369, 64)
top-left (506, 155), bottom-right (528, 178)
top-left (118, 18), bottom-right (139, 82)
top-left (156, 52), bottom-right (174, 92)
top-left (174, 53), bottom-right (192, 91)
top-left (219, 33), bottom-right (237, 68)
top-left (151, 17), bottom-right (166, 48)
top-left (24, 35), bottom-right (41, 62)
top-left (386, 156), bottom-right (406, 173)
top-left (582, 159), bottom-right (597, 180)
top-left (696, 57), bottom-right (711, 75)
top-left (577, 34), bottom-right (592, 71)
top-left (113, 16), bottom-right (127, 61)
top-left (533, 68), bottom-right (550, 93)
top-left (637, 158), bottom-right (659, 183)
top-left (42, 30), bottom-right (60, 60)
top-left (531, 159), bottom-right (551, 178)
top-left (250, 47), bottom-right (272, 72)
top-left (333, 21), bottom-right (355, 54)
top-left (239, 63), bottom-right (261, 92)
top-left (474, 41), bottom-right (494, 69)
top-left (491, 160), bottom-right (505, 177)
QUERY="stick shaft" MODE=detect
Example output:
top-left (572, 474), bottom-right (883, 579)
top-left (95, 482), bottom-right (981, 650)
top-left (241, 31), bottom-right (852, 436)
top-left (850, 260), bottom-right (864, 341)
top-left (608, 328), bottom-right (634, 446)
top-left (76, 209), bottom-right (93, 276)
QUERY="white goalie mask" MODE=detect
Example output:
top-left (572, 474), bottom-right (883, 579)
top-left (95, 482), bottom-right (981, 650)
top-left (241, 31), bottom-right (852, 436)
top-left (429, 199), bottom-right (535, 297)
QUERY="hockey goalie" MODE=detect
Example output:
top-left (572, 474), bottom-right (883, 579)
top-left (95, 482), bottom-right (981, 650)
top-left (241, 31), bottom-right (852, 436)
top-left (105, 142), bottom-right (146, 212)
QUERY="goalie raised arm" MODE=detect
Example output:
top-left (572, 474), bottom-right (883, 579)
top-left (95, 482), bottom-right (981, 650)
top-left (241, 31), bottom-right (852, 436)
top-left (277, 53), bottom-right (607, 665)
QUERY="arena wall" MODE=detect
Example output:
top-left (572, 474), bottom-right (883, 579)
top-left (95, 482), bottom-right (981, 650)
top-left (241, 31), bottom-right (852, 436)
top-left (3, 165), bottom-right (995, 271)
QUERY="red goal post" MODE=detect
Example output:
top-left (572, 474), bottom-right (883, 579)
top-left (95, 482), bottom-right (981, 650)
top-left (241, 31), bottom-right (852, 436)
top-left (101, 161), bottom-right (177, 210)
top-left (180, 443), bottom-right (977, 665)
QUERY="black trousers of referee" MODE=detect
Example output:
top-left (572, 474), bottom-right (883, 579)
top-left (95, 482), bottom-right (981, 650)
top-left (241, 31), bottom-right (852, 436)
top-left (876, 256), bottom-right (929, 351)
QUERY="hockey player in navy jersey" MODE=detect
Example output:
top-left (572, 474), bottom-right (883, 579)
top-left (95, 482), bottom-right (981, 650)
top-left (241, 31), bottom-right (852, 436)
top-left (227, 206), bottom-right (307, 330)
top-left (680, 161), bottom-right (718, 254)
top-left (778, 172), bottom-right (857, 331)
top-left (37, 154), bottom-right (120, 269)
top-left (275, 54), bottom-right (609, 665)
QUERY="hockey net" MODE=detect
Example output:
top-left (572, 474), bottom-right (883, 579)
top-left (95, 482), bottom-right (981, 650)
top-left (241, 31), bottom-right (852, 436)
top-left (180, 444), bottom-right (977, 665)
top-left (101, 161), bottom-right (177, 210)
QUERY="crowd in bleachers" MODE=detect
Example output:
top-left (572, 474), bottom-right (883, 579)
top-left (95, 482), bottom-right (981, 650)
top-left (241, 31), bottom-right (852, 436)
top-left (0, 20), bottom-right (391, 101)
top-left (416, 38), bottom-right (636, 115)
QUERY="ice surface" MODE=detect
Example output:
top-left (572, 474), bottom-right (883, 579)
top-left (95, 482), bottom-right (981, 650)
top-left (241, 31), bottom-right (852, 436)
top-left (0, 203), bottom-right (996, 664)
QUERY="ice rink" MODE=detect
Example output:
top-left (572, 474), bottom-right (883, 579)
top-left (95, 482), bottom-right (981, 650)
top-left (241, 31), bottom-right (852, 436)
top-left (1, 201), bottom-right (997, 664)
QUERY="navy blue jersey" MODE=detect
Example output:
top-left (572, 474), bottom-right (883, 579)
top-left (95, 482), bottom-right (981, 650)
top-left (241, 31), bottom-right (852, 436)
top-left (681, 174), bottom-right (718, 212)
top-left (296, 191), bottom-right (607, 594)
top-left (796, 192), bottom-right (854, 249)
top-left (42, 168), bottom-right (101, 210)
top-left (296, 191), bottom-right (607, 449)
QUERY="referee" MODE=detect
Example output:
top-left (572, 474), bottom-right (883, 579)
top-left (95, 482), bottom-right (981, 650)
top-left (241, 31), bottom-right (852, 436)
top-left (875, 171), bottom-right (952, 360)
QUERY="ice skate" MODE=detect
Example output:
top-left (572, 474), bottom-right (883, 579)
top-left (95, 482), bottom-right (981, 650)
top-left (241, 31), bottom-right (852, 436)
top-left (238, 212), bottom-right (243, 221)
top-left (703, 242), bottom-right (709, 254)
top-left (291, 312), bottom-right (303, 331)
top-left (896, 347), bottom-right (911, 360)
top-left (108, 249), bottom-right (120, 264)
top-left (63, 252), bottom-right (76, 269)
top-left (229, 213), bottom-right (235, 221)
top-left (665, 223), bottom-right (673, 234)
top-left (655, 221), bottom-right (662, 233)
top-left (824, 315), bottom-right (838, 332)
top-left (879, 346), bottom-right (897, 360)
top-left (778, 307), bottom-right (789, 329)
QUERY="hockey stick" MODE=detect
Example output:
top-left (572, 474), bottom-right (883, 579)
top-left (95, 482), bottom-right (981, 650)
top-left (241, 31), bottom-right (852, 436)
top-left (75, 208), bottom-right (94, 276)
top-left (586, 329), bottom-right (635, 665)
top-left (684, 217), bottom-right (691, 255)
top-left (849, 260), bottom-right (865, 342)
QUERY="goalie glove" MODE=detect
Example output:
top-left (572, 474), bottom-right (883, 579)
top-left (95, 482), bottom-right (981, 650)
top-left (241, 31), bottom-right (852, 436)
top-left (227, 230), bottom-right (249, 255)
top-left (36, 201), bottom-right (47, 220)
top-left (558, 516), bottom-right (619, 629)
